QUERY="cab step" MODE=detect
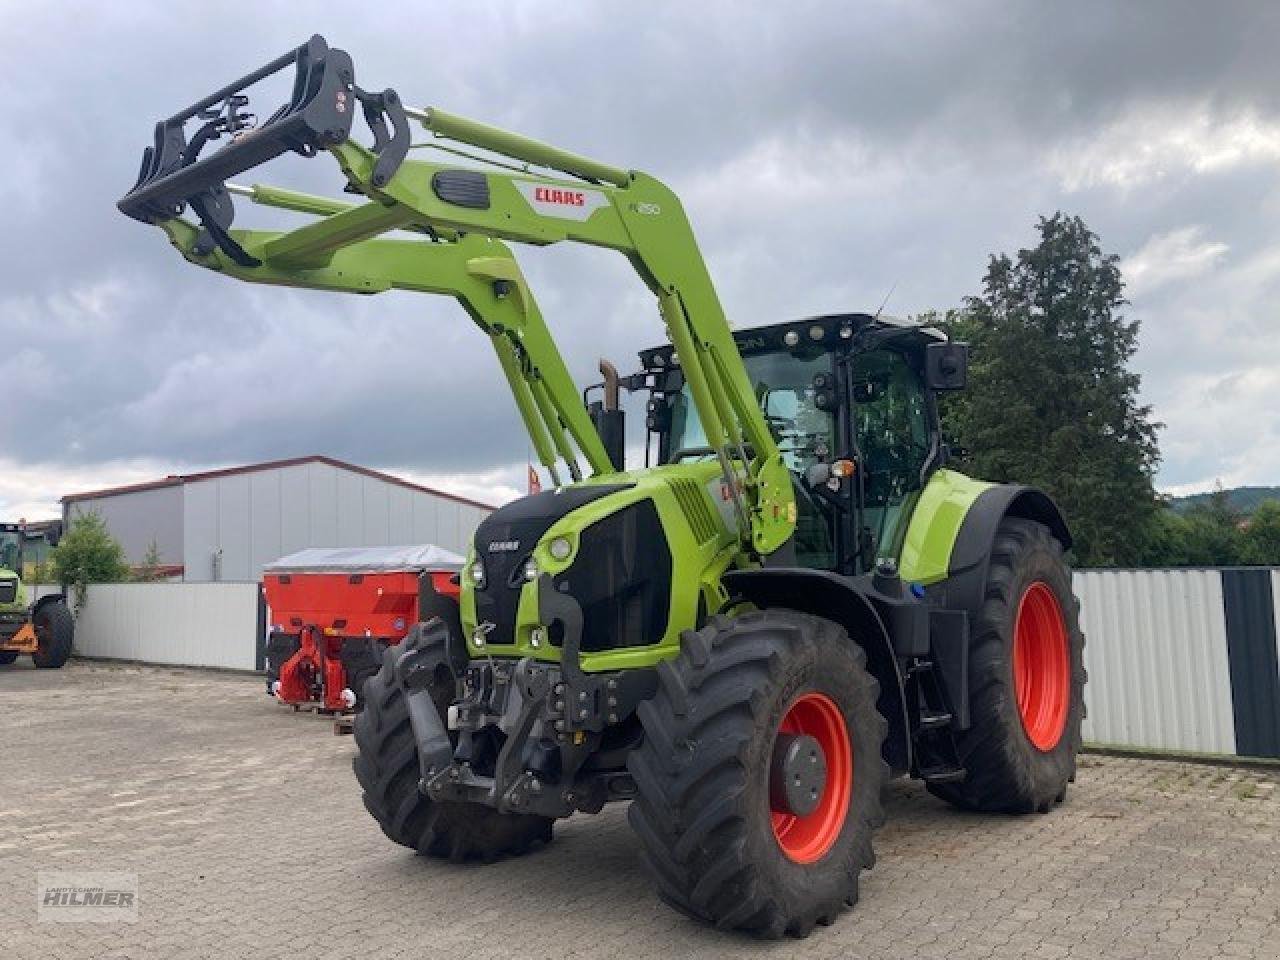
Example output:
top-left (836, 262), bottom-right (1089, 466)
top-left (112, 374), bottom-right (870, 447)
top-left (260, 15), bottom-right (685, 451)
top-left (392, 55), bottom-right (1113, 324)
top-left (920, 765), bottom-right (966, 784)
top-left (918, 710), bottom-right (952, 731)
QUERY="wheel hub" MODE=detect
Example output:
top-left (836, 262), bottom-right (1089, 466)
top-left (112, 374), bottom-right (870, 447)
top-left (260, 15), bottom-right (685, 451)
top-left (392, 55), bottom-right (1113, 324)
top-left (769, 691), bottom-right (853, 864)
top-left (770, 733), bottom-right (827, 817)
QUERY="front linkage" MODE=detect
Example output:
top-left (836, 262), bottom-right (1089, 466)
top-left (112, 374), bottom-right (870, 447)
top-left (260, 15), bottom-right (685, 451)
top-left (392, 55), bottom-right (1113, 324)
top-left (403, 579), bottom-right (655, 820)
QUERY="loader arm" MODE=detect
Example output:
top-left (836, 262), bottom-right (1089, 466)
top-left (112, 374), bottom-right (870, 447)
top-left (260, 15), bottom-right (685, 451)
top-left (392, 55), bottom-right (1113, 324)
top-left (118, 34), bottom-right (794, 554)
top-left (159, 209), bottom-right (610, 485)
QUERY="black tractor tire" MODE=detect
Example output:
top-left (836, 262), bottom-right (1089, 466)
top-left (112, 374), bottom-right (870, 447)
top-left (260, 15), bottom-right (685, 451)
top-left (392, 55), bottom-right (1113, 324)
top-left (927, 517), bottom-right (1085, 814)
top-left (0, 650), bottom-right (19, 665)
top-left (340, 639), bottom-right (385, 711)
top-left (32, 601), bottom-right (74, 669)
top-left (352, 623), bottom-right (553, 862)
top-left (627, 610), bottom-right (888, 939)
top-left (264, 630), bottom-right (300, 694)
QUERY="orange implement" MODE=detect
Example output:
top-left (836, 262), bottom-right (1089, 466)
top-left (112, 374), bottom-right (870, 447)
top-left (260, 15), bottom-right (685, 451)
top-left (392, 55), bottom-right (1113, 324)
top-left (2, 621), bottom-right (39, 654)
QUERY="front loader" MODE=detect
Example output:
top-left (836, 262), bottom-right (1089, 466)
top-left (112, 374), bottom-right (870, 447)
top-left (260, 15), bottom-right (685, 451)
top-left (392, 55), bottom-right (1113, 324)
top-left (118, 36), bottom-right (1085, 938)
top-left (0, 523), bottom-right (74, 668)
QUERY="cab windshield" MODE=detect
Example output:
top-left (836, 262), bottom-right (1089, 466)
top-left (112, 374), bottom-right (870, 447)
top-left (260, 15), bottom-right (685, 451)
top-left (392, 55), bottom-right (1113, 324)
top-left (665, 339), bottom-right (934, 572)
top-left (0, 532), bottom-right (21, 573)
top-left (668, 348), bottom-right (835, 477)
top-left (668, 348), bottom-right (837, 567)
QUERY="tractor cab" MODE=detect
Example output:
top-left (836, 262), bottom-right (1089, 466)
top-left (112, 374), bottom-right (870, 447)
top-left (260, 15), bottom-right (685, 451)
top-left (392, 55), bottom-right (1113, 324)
top-left (637, 313), bottom-right (967, 575)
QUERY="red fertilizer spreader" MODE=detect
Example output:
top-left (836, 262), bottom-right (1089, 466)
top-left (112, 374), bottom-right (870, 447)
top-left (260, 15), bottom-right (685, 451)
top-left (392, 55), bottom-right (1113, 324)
top-left (262, 545), bottom-right (463, 712)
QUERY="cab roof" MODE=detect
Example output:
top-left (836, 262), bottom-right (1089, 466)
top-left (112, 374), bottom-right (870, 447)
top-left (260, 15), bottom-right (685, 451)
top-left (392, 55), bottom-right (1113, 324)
top-left (638, 312), bottom-right (947, 369)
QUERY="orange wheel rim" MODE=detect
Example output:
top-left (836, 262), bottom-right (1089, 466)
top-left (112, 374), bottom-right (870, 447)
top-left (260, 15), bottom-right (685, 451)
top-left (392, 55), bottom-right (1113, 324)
top-left (770, 692), bottom-right (852, 864)
top-left (1013, 581), bottom-right (1070, 751)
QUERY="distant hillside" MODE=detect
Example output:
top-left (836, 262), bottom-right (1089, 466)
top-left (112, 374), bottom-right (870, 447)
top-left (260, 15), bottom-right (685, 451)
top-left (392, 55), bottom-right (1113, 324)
top-left (1170, 486), bottom-right (1280, 515)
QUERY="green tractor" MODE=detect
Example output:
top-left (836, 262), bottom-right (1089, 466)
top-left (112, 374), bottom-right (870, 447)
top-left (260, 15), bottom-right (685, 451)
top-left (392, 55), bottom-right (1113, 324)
top-left (0, 522), bottom-right (74, 668)
top-left (119, 37), bottom-right (1085, 937)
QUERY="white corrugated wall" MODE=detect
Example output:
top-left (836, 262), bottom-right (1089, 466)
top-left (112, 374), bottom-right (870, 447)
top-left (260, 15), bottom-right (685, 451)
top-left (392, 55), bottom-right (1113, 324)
top-left (34, 570), bottom-right (1262, 757)
top-left (29, 584), bottom-right (64, 604)
top-left (1074, 570), bottom-right (1236, 755)
top-left (70, 582), bottom-right (259, 671)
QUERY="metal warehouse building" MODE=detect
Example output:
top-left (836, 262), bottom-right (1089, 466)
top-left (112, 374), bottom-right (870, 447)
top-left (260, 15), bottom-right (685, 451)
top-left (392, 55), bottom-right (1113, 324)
top-left (61, 456), bottom-right (494, 582)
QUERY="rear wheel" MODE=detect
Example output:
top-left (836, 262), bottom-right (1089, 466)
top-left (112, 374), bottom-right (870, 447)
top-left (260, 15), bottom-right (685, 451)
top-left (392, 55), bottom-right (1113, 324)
top-left (927, 517), bottom-right (1084, 813)
top-left (628, 610), bottom-right (888, 938)
top-left (32, 601), bottom-right (74, 669)
top-left (352, 623), bottom-right (553, 861)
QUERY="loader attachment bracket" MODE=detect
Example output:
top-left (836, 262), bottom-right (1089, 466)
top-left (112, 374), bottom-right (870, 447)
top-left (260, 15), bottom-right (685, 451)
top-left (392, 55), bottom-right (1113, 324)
top-left (117, 35), bottom-right (409, 266)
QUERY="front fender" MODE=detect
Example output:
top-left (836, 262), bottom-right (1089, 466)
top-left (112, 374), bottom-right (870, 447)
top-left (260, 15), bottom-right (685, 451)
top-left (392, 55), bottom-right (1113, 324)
top-left (721, 568), bottom-right (912, 776)
top-left (33, 593), bottom-right (68, 615)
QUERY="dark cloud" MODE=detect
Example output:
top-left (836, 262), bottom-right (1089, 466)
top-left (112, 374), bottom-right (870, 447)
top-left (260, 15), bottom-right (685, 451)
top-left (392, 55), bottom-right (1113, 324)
top-left (3, 0), bottom-right (1280, 510)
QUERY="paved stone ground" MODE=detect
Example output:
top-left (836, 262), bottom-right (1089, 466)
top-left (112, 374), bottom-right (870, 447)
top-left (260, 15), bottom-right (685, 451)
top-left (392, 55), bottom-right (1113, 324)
top-left (2, 660), bottom-right (1278, 960)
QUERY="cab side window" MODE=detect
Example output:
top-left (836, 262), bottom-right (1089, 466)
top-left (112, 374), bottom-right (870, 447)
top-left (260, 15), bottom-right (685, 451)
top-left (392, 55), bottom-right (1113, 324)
top-left (853, 348), bottom-right (931, 559)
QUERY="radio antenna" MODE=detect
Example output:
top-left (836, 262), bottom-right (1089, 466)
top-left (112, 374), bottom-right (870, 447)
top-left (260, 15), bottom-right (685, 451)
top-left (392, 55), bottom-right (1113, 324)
top-left (873, 281), bottom-right (897, 321)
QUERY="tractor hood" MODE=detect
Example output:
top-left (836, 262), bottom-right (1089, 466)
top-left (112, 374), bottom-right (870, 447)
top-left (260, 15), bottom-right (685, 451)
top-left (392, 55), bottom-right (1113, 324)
top-left (459, 461), bottom-right (738, 673)
top-left (0, 567), bottom-right (26, 611)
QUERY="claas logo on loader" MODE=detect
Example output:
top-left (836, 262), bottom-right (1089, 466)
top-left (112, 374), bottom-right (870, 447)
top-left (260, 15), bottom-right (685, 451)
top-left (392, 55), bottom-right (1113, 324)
top-left (516, 181), bottom-right (609, 221)
top-left (533, 186), bottom-right (585, 207)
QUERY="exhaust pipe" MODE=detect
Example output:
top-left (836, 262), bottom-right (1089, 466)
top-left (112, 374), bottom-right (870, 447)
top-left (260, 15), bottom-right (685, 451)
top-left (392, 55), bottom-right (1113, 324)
top-left (593, 359), bottom-right (626, 471)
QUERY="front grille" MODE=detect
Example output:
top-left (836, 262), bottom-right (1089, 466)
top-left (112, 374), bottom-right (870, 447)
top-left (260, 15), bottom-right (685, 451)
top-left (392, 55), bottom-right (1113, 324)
top-left (553, 500), bottom-right (672, 652)
top-left (471, 483), bottom-right (634, 647)
top-left (0, 579), bottom-right (16, 604)
top-left (473, 529), bottom-right (541, 646)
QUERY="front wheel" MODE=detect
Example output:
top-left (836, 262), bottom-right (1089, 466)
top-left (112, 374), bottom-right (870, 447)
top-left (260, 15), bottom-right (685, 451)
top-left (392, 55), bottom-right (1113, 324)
top-left (927, 517), bottom-right (1085, 813)
top-left (32, 601), bottom-right (74, 669)
top-left (352, 623), bottom-right (553, 861)
top-left (628, 610), bottom-right (888, 939)
top-left (0, 650), bottom-right (19, 665)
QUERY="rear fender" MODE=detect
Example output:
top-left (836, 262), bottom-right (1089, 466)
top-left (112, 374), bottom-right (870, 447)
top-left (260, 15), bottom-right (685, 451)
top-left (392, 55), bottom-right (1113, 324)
top-left (721, 568), bottom-right (912, 775)
top-left (930, 484), bottom-right (1072, 615)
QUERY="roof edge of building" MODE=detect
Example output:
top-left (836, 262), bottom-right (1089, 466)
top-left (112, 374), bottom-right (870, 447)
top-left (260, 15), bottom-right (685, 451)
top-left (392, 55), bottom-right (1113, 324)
top-left (61, 455), bottom-right (498, 512)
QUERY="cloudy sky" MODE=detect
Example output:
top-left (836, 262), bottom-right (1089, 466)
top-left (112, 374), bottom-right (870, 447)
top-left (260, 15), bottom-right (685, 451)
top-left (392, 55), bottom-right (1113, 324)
top-left (3, 1), bottom-right (1278, 519)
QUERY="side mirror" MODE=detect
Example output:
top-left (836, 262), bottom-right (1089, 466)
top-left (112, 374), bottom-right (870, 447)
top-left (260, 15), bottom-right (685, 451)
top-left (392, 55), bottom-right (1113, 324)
top-left (925, 342), bottom-right (968, 391)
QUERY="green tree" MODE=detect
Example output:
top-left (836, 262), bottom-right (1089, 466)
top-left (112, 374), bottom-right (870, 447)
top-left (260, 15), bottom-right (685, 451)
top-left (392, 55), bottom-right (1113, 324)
top-left (50, 510), bottom-right (130, 609)
top-left (1240, 500), bottom-right (1280, 565)
top-left (1178, 484), bottom-right (1244, 565)
top-left (943, 213), bottom-right (1161, 567)
top-left (1136, 504), bottom-right (1193, 567)
top-left (1180, 514), bottom-right (1242, 566)
top-left (133, 540), bottom-right (165, 582)
top-left (1132, 485), bottom-right (1258, 567)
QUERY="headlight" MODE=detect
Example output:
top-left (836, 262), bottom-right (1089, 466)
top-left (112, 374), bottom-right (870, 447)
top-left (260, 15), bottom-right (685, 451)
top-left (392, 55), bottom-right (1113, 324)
top-left (522, 556), bottom-right (540, 582)
top-left (548, 536), bottom-right (573, 561)
top-left (470, 560), bottom-right (486, 590)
